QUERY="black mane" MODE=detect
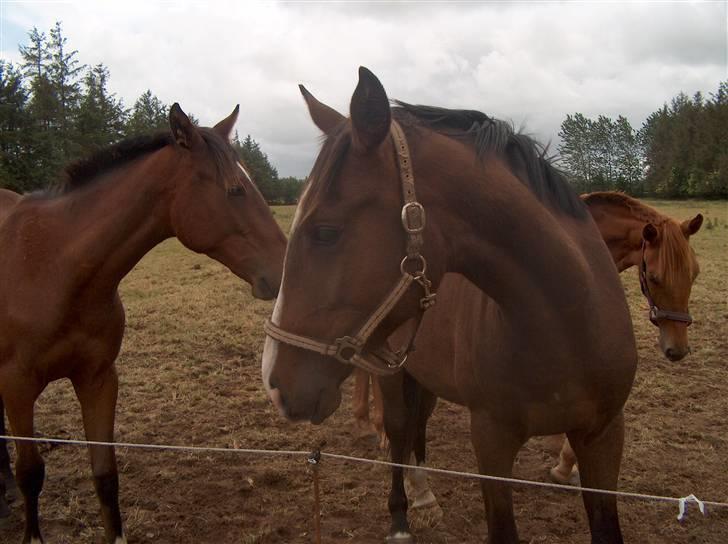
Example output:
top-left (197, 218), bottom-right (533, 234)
top-left (393, 101), bottom-right (587, 218)
top-left (60, 132), bottom-right (173, 193)
top-left (57, 128), bottom-right (238, 194)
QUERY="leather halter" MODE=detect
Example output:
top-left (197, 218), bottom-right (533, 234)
top-left (638, 240), bottom-right (692, 327)
top-left (264, 121), bottom-right (437, 376)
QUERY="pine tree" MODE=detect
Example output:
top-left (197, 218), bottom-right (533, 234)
top-left (76, 64), bottom-right (127, 153)
top-left (18, 26), bottom-right (62, 188)
top-left (0, 62), bottom-right (33, 191)
top-left (47, 21), bottom-right (84, 159)
top-left (126, 90), bottom-right (168, 135)
top-left (234, 133), bottom-right (280, 202)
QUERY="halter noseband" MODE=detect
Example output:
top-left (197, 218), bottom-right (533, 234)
top-left (264, 121), bottom-right (437, 376)
top-left (638, 240), bottom-right (692, 327)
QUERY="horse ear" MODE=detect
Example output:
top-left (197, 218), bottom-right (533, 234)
top-left (350, 66), bottom-right (391, 152)
top-left (169, 103), bottom-right (204, 149)
top-left (213, 105), bottom-right (240, 140)
top-left (681, 213), bottom-right (703, 237)
top-left (299, 85), bottom-right (345, 135)
top-left (642, 223), bottom-right (659, 244)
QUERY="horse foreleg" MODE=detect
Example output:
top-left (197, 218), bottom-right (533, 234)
top-left (352, 368), bottom-right (374, 435)
top-left (379, 372), bottom-right (418, 543)
top-left (73, 367), bottom-right (126, 544)
top-left (567, 413), bottom-right (625, 544)
top-left (404, 387), bottom-right (441, 528)
top-left (470, 411), bottom-right (525, 544)
top-left (4, 388), bottom-right (45, 543)
top-left (549, 436), bottom-right (580, 486)
top-left (371, 376), bottom-right (388, 450)
top-left (0, 395), bottom-right (18, 518)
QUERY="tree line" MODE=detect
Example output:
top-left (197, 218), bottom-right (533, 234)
top-left (0, 22), bottom-right (303, 203)
top-left (558, 83), bottom-right (727, 198)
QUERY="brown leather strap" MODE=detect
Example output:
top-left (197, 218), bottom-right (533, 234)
top-left (639, 241), bottom-right (693, 326)
top-left (391, 121), bottom-right (424, 259)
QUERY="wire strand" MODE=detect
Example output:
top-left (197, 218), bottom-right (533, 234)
top-left (1, 433), bottom-right (726, 511)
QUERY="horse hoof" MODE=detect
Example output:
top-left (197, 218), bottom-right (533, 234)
top-left (549, 466), bottom-right (580, 487)
top-left (411, 490), bottom-right (438, 510)
top-left (409, 499), bottom-right (443, 530)
top-left (386, 531), bottom-right (415, 543)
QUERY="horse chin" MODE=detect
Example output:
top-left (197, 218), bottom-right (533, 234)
top-left (310, 387), bottom-right (342, 425)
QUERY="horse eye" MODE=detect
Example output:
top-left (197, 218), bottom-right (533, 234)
top-left (227, 185), bottom-right (246, 197)
top-left (313, 226), bottom-right (340, 245)
top-left (648, 274), bottom-right (660, 286)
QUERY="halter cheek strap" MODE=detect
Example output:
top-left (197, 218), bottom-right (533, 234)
top-left (264, 120), bottom-right (437, 376)
top-left (638, 241), bottom-right (693, 327)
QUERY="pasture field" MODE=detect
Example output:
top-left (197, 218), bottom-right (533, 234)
top-left (1, 200), bottom-right (726, 543)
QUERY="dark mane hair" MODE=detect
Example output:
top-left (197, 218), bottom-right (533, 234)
top-left (56, 128), bottom-right (239, 194)
top-left (392, 101), bottom-right (587, 218)
top-left (59, 132), bottom-right (172, 193)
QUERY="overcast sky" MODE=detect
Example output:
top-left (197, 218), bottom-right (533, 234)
top-left (1, 1), bottom-right (726, 177)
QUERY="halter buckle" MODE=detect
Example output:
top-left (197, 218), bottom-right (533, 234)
top-left (649, 307), bottom-right (660, 326)
top-left (401, 202), bottom-right (426, 234)
top-left (334, 336), bottom-right (363, 364)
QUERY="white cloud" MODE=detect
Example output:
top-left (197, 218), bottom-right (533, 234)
top-left (2, 0), bottom-right (725, 177)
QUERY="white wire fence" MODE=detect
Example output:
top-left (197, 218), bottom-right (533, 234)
top-left (0, 432), bottom-right (725, 541)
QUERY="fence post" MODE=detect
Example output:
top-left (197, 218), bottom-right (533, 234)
top-left (308, 449), bottom-right (322, 544)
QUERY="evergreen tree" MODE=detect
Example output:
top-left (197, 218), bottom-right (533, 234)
top-left (126, 90), bottom-right (168, 135)
top-left (47, 21), bottom-right (84, 158)
top-left (278, 176), bottom-right (306, 204)
top-left (0, 62), bottom-right (33, 190)
top-left (18, 26), bottom-right (62, 188)
top-left (233, 133), bottom-right (280, 202)
top-left (76, 64), bottom-right (127, 153)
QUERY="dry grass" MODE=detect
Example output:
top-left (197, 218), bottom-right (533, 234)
top-left (1, 201), bottom-right (726, 543)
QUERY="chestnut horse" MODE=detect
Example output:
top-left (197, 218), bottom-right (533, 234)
top-left (0, 104), bottom-right (286, 543)
top-left (262, 67), bottom-right (637, 543)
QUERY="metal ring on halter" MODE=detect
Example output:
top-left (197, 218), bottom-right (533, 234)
top-left (400, 254), bottom-right (427, 276)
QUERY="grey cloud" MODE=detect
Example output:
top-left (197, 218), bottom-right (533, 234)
top-left (5, 1), bottom-right (725, 178)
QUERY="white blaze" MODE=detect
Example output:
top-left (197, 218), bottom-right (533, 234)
top-left (261, 181), bottom-right (312, 399)
top-left (237, 161), bottom-right (253, 183)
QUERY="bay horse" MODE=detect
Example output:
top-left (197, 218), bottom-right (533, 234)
top-left (262, 67), bottom-right (638, 543)
top-left (0, 104), bottom-right (286, 543)
top-left (352, 191), bottom-right (704, 478)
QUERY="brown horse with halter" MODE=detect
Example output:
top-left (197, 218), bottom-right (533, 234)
top-left (352, 190), bottom-right (704, 468)
top-left (351, 189), bottom-right (704, 526)
top-left (0, 104), bottom-right (286, 543)
top-left (262, 67), bottom-right (638, 543)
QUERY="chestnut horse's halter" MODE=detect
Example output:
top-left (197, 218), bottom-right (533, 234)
top-left (638, 240), bottom-right (693, 326)
top-left (264, 121), bottom-right (437, 376)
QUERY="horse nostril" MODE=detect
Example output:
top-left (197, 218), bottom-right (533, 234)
top-left (268, 377), bottom-right (279, 391)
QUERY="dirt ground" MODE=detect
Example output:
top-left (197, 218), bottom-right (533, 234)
top-left (1, 200), bottom-right (726, 543)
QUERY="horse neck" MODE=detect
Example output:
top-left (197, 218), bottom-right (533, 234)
top-left (57, 148), bottom-right (177, 293)
top-left (589, 205), bottom-right (651, 272)
top-left (424, 154), bottom-right (600, 330)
